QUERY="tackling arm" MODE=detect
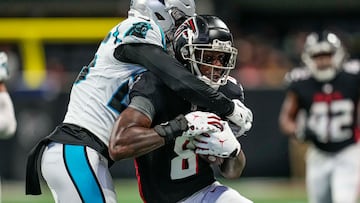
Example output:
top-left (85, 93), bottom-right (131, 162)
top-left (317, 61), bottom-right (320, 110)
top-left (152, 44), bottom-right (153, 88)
top-left (114, 43), bottom-right (234, 117)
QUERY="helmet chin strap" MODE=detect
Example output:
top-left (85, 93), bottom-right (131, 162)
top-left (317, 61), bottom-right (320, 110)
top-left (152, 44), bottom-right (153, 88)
top-left (198, 75), bottom-right (221, 90)
top-left (303, 54), bottom-right (340, 82)
top-left (311, 67), bottom-right (337, 82)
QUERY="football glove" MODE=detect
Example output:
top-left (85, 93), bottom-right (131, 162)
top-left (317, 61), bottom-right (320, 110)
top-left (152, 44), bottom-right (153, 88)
top-left (193, 121), bottom-right (241, 158)
top-left (182, 111), bottom-right (223, 137)
top-left (226, 99), bottom-right (253, 136)
top-left (0, 52), bottom-right (9, 82)
top-left (154, 111), bottom-right (222, 145)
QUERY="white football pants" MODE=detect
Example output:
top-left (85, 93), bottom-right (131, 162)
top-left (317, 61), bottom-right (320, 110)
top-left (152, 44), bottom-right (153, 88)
top-left (41, 142), bottom-right (117, 203)
top-left (179, 181), bottom-right (253, 203)
top-left (306, 142), bottom-right (360, 203)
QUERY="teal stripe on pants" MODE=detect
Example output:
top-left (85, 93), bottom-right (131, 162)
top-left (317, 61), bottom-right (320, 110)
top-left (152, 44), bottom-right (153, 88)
top-left (64, 145), bottom-right (104, 203)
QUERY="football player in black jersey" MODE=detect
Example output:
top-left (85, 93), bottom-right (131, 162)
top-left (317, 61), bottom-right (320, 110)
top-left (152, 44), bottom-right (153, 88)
top-left (26, 0), bottom-right (252, 200)
top-left (109, 15), bottom-right (253, 203)
top-left (279, 31), bottom-right (360, 203)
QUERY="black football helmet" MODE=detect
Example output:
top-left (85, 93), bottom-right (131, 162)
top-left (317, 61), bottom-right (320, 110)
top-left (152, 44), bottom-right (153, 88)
top-left (301, 31), bottom-right (347, 81)
top-left (173, 15), bottom-right (238, 89)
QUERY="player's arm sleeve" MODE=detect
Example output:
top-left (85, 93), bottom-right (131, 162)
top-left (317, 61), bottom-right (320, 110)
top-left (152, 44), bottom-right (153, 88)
top-left (128, 72), bottom-right (165, 121)
top-left (113, 43), bottom-right (234, 117)
top-left (0, 92), bottom-right (17, 139)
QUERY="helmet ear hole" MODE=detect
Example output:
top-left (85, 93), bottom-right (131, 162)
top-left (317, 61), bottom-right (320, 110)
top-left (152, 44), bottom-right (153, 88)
top-left (180, 47), bottom-right (189, 59)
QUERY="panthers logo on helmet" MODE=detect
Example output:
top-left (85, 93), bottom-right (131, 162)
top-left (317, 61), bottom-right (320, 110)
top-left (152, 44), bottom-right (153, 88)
top-left (125, 22), bottom-right (153, 39)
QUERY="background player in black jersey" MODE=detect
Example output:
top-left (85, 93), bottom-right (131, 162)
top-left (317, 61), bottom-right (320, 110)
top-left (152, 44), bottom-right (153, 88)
top-left (109, 15), bottom-right (253, 203)
top-left (279, 31), bottom-right (360, 203)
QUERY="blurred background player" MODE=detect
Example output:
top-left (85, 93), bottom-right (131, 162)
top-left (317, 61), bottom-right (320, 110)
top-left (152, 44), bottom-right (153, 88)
top-left (0, 51), bottom-right (17, 139)
top-left (109, 15), bottom-right (252, 203)
top-left (279, 31), bottom-right (360, 203)
top-left (25, 0), bottom-right (252, 202)
top-left (0, 51), bottom-right (17, 203)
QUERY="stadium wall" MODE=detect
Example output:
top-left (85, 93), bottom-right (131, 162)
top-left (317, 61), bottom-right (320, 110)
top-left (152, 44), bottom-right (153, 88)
top-left (0, 89), bottom-right (291, 180)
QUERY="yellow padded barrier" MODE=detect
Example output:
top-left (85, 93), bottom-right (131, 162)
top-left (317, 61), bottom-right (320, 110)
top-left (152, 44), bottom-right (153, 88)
top-left (0, 18), bottom-right (123, 89)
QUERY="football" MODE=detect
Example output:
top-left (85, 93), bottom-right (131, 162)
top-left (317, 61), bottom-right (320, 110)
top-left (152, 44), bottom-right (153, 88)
top-left (199, 154), bottom-right (224, 165)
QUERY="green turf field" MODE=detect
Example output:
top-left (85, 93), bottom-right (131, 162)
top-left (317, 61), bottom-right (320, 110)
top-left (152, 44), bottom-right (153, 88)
top-left (1, 178), bottom-right (308, 203)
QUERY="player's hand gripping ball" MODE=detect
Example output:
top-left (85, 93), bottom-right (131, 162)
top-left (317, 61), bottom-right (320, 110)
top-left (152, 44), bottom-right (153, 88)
top-left (182, 111), bottom-right (223, 137)
top-left (198, 154), bottom-right (224, 165)
top-left (226, 99), bottom-right (253, 136)
top-left (194, 121), bottom-right (241, 165)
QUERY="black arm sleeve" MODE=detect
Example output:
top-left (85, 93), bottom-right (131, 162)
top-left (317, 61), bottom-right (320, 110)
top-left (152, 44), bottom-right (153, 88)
top-left (114, 43), bottom-right (234, 116)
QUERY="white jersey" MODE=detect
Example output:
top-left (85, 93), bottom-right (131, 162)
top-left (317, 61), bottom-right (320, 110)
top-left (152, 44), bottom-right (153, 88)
top-left (63, 14), bottom-right (166, 146)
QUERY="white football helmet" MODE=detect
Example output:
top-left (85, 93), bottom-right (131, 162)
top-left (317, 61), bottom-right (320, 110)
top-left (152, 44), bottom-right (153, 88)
top-left (301, 31), bottom-right (347, 81)
top-left (129, 0), bottom-right (196, 41)
top-left (173, 15), bottom-right (238, 89)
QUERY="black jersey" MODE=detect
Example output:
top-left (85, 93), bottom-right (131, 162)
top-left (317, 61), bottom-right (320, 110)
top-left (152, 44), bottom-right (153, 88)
top-left (286, 60), bottom-right (360, 152)
top-left (129, 72), bottom-right (244, 203)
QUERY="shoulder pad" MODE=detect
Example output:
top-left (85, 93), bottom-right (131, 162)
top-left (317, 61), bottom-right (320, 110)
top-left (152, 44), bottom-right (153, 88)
top-left (284, 67), bottom-right (311, 83)
top-left (343, 59), bottom-right (360, 75)
top-left (227, 76), bottom-right (238, 85)
top-left (120, 17), bottom-right (164, 48)
top-left (220, 76), bottom-right (245, 102)
top-left (227, 76), bottom-right (244, 92)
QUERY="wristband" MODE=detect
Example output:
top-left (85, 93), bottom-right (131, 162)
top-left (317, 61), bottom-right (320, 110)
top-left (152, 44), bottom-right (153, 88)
top-left (153, 114), bottom-right (188, 144)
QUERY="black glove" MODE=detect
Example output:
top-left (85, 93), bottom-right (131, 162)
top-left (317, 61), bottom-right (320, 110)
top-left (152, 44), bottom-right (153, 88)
top-left (154, 114), bottom-right (188, 145)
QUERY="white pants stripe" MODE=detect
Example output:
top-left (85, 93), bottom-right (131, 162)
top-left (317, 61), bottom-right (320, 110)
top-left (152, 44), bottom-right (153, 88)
top-left (179, 181), bottom-right (253, 203)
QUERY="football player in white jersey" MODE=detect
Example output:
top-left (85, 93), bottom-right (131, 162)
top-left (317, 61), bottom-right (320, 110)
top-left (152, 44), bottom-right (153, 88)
top-left (0, 51), bottom-right (17, 139)
top-left (25, 0), bottom-right (252, 202)
top-left (279, 31), bottom-right (360, 203)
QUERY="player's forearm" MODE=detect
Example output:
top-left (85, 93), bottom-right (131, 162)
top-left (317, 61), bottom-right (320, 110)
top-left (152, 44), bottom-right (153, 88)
top-left (114, 44), bottom-right (234, 117)
top-left (109, 108), bottom-right (165, 161)
top-left (109, 126), bottom-right (164, 161)
top-left (279, 91), bottom-right (299, 138)
top-left (282, 123), bottom-right (297, 137)
top-left (279, 116), bottom-right (297, 138)
top-left (0, 82), bottom-right (7, 92)
top-left (219, 150), bottom-right (246, 179)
